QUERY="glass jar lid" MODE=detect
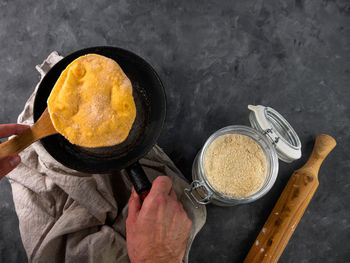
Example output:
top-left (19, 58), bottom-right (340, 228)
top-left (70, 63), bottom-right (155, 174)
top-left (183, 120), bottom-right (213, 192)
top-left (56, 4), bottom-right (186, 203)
top-left (248, 105), bottom-right (301, 163)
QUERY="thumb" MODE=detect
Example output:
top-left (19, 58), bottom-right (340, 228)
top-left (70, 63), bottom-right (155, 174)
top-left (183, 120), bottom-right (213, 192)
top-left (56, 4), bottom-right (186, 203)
top-left (0, 155), bottom-right (21, 180)
top-left (128, 188), bottom-right (141, 220)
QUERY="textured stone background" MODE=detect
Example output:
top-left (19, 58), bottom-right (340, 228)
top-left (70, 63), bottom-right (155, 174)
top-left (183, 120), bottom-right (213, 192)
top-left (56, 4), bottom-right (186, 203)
top-left (0, 0), bottom-right (349, 262)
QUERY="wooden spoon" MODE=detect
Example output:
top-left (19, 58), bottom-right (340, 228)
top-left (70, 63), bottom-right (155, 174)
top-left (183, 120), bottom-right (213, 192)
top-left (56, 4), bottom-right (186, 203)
top-left (0, 108), bottom-right (57, 160)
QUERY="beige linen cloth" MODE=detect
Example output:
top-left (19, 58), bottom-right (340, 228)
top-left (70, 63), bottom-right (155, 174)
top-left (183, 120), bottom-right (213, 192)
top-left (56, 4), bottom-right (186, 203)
top-left (7, 52), bottom-right (206, 263)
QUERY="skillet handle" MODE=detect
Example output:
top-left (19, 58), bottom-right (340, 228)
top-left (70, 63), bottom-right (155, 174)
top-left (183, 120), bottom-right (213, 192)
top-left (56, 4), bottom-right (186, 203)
top-left (126, 162), bottom-right (152, 201)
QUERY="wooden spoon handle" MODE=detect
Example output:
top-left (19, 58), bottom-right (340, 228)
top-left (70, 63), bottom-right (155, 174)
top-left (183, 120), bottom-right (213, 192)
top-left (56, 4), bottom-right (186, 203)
top-left (243, 134), bottom-right (336, 263)
top-left (0, 109), bottom-right (57, 160)
top-left (0, 127), bottom-right (41, 160)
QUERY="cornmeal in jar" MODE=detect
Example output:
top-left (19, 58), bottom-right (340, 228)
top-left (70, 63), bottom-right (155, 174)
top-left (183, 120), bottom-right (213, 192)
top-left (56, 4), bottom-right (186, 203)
top-left (47, 54), bottom-right (136, 147)
top-left (204, 134), bottom-right (267, 198)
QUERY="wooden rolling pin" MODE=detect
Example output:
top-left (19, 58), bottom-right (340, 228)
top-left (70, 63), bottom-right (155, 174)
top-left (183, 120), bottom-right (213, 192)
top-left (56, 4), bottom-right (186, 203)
top-left (0, 108), bottom-right (57, 161)
top-left (244, 134), bottom-right (336, 263)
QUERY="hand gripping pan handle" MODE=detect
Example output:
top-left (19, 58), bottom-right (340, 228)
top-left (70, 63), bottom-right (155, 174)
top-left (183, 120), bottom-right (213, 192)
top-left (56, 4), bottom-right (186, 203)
top-left (126, 162), bottom-right (152, 200)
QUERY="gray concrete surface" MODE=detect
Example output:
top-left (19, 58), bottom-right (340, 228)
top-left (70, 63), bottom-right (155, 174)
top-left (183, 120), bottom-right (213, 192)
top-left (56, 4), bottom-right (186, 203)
top-left (0, 0), bottom-right (349, 262)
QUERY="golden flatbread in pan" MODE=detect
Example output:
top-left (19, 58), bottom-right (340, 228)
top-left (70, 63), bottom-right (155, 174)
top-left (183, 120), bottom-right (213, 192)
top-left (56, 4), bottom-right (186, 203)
top-left (48, 54), bottom-right (136, 148)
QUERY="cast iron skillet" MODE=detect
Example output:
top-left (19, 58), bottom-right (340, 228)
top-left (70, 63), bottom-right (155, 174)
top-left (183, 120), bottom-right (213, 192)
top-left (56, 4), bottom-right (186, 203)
top-left (33, 46), bottom-right (166, 197)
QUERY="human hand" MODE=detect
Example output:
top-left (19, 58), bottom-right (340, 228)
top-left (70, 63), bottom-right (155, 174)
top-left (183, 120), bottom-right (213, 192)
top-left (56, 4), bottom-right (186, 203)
top-left (126, 176), bottom-right (192, 263)
top-left (0, 124), bottom-right (29, 179)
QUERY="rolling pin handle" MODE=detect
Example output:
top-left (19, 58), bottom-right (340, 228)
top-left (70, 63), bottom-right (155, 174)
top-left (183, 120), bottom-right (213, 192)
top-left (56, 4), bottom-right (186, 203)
top-left (300, 134), bottom-right (336, 175)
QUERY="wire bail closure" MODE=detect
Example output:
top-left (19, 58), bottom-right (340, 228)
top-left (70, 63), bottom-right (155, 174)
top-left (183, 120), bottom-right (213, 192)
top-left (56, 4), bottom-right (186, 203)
top-left (184, 180), bottom-right (213, 208)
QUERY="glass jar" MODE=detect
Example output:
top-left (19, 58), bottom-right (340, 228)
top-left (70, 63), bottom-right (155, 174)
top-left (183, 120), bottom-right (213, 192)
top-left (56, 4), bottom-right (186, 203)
top-left (185, 105), bottom-right (301, 208)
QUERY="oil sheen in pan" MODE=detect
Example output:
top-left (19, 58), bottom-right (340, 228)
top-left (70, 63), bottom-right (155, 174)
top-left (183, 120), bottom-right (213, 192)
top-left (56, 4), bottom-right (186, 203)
top-left (77, 81), bottom-right (150, 158)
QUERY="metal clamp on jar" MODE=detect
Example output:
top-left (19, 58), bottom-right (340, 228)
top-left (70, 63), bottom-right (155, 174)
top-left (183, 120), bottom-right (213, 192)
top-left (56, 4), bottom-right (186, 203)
top-left (185, 105), bottom-right (302, 208)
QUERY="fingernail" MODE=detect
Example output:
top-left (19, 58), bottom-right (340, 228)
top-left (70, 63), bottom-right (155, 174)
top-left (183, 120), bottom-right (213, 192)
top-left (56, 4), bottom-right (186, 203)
top-left (9, 156), bottom-right (20, 167)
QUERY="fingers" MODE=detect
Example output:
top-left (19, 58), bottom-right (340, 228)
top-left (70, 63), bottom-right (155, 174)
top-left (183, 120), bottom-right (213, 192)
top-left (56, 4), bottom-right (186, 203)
top-left (140, 176), bottom-right (175, 215)
top-left (169, 188), bottom-right (177, 200)
top-left (0, 124), bottom-right (27, 179)
top-left (149, 176), bottom-right (173, 197)
top-left (0, 124), bottom-right (29, 138)
top-left (127, 188), bottom-right (141, 221)
top-left (0, 155), bottom-right (21, 180)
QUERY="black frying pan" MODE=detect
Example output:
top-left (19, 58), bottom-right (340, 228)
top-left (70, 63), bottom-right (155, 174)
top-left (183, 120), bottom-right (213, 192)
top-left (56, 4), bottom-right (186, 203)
top-left (33, 46), bottom-right (166, 198)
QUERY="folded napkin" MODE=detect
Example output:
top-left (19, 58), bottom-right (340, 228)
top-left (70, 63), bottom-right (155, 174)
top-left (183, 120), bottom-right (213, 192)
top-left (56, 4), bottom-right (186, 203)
top-left (7, 52), bottom-right (206, 263)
